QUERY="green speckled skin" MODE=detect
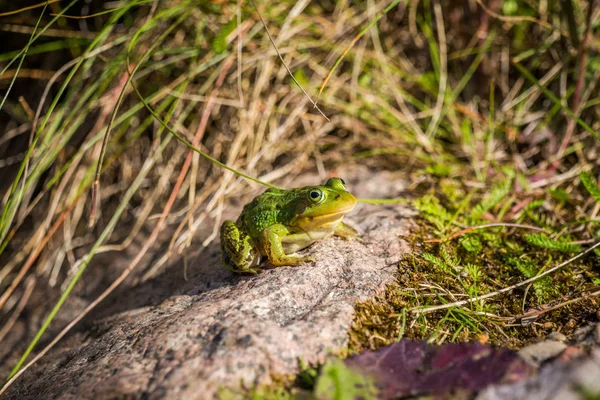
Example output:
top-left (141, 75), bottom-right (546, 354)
top-left (220, 178), bottom-right (358, 274)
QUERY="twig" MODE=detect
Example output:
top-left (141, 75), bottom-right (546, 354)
top-left (0, 0), bottom-right (60, 17)
top-left (411, 240), bottom-right (600, 314)
top-left (514, 289), bottom-right (600, 321)
top-left (89, 69), bottom-right (133, 227)
top-left (475, 0), bottom-right (553, 30)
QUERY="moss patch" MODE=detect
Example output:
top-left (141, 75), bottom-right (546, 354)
top-left (349, 172), bottom-right (600, 352)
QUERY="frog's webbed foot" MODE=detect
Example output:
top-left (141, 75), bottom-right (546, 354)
top-left (220, 220), bottom-right (261, 274)
top-left (334, 221), bottom-right (363, 242)
top-left (263, 224), bottom-right (316, 267)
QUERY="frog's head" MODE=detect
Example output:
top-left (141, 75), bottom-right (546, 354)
top-left (292, 177), bottom-right (356, 231)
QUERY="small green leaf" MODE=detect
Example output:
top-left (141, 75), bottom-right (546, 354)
top-left (413, 195), bottom-right (453, 231)
top-left (549, 188), bottom-right (570, 203)
top-left (212, 18), bottom-right (237, 54)
top-left (460, 235), bottom-right (483, 253)
top-left (464, 263), bottom-right (482, 281)
top-left (292, 68), bottom-right (309, 86)
top-left (524, 199), bottom-right (544, 211)
top-left (524, 233), bottom-right (581, 252)
top-left (505, 255), bottom-right (554, 301)
top-left (426, 163), bottom-right (451, 177)
top-left (502, 0), bottom-right (519, 15)
top-left (358, 73), bottom-right (371, 86)
top-left (470, 179), bottom-right (512, 220)
top-left (314, 358), bottom-right (378, 400)
top-left (423, 252), bottom-right (454, 275)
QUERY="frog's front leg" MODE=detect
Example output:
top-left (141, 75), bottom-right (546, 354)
top-left (334, 221), bottom-right (360, 240)
top-left (220, 220), bottom-right (261, 274)
top-left (262, 224), bottom-right (315, 267)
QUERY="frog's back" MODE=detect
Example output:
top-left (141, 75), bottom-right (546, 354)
top-left (237, 188), bottom-right (299, 238)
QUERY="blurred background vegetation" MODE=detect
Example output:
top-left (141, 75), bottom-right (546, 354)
top-left (0, 0), bottom-right (599, 392)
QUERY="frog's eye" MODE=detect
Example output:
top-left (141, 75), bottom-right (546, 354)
top-left (308, 188), bottom-right (325, 203)
top-left (325, 178), bottom-right (346, 191)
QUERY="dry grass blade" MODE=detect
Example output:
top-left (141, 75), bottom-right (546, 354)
top-left (555, 0), bottom-right (596, 162)
top-left (0, 53), bottom-right (236, 394)
top-left (0, 277), bottom-right (36, 343)
top-left (0, 0), bottom-right (60, 17)
top-left (0, 199), bottom-right (78, 312)
top-left (89, 70), bottom-right (135, 227)
top-left (424, 3), bottom-right (447, 138)
top-left (248, 0), bottom-right (329, 121)
top-left (316, 0), bottom-right (401, 105)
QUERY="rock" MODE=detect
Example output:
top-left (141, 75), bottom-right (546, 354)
top-left (518, 340), bottom-right (567, 367)
top-left (546, 332), bottom-right (567, 343)
top-left (477, 347), bottom-right (600, 400)
top-left (572, 322), bottom-right (600, 349)
top-left (3, 169), bottom-right (416, 399)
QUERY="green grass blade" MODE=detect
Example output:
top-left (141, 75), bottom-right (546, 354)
top-left (513, 61), bottom-right (600, 141)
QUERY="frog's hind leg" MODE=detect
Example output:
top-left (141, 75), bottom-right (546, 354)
top-left (220, 220), bottom-right (261, 274)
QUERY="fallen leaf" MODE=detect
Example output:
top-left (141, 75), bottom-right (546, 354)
top-left (344, 339), bottom-right (533, 399)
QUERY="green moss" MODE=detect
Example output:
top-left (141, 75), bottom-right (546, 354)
top-left (349, 174), bottom-right (600, 352)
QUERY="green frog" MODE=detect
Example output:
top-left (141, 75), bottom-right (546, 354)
top-left (220, 177), bottom-right (358, 274)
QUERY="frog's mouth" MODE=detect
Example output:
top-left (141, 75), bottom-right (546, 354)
top-left (298, 204), bottom-right (356, 229)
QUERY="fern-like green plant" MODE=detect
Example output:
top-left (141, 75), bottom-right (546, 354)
top-left (422, 252), bottom-right (456, 276)
top-left (505, 255), bottom-right (553, 302)
top-left (524, 233), bottom-right (581, 252)
top-left (521, 199), bottom-right (553, 227)
top-left (441, 245), bottom-right (461, 270)
top-left (470, 179), bottom-right (512, 220)
top-left (460, 235), bottom-right (482, 253)
top-left (580, 171), bottom-right (600, 203)
top-left (464, 263), bottom-right (482, 282)
top-left (524, 199), bottom-right (545, 211)
top-left (413, 194), bottom-right (453, 231)
top-left (508, 255), bottom-right (535, 278)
